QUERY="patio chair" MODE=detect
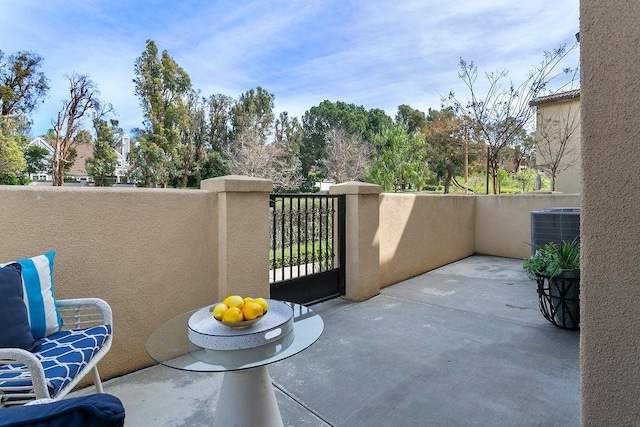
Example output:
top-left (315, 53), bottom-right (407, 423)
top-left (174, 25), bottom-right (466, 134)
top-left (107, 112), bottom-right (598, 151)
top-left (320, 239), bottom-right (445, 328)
top-left (0, 298), bottom-right (113, 407)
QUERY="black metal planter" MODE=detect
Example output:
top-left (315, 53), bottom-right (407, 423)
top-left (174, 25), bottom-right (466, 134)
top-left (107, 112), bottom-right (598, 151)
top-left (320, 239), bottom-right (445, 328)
top-left (536, 272), bottom-right (580, 330)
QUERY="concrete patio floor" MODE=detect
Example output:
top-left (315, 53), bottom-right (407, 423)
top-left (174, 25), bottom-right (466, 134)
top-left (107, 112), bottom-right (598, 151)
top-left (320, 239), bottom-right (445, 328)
top-left (71, 255), bottom-right (580, 426)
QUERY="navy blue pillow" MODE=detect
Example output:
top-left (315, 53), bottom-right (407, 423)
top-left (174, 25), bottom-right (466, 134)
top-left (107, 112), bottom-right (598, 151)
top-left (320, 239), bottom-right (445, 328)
top-left (0, 393), bottom-right (125, 427)
top-left (0, 263), bottom-right (41, 352)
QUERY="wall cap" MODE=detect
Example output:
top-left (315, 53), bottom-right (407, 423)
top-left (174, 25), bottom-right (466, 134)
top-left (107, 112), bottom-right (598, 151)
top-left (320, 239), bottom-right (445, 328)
top-left (329, 181), bottom-right (382, 195)
top-left (201, 175), bottom-right (273, 193)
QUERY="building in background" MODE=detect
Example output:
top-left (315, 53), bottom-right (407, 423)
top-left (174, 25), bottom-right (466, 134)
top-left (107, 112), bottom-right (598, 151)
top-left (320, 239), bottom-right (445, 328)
top-left (530, 89), bottom-right (581, 193)
top-left (27, 134), bottom-right (131, 184)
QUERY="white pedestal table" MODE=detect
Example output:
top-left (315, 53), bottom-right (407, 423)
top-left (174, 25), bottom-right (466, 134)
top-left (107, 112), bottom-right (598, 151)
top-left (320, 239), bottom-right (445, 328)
top-left (146, 301), bottom-right (323, 427)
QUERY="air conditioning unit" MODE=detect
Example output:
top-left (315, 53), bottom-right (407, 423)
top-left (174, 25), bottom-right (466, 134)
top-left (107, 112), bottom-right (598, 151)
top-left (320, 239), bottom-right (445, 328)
top-left (530, 207), bottom-right (580, 254)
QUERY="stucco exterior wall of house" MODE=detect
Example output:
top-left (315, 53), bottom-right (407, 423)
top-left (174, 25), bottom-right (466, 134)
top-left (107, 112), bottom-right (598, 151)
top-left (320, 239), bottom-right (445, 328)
top-left (534, 98), bottom-right (582, 193)
top-left (378, 194), bottom-right (476, 287)
top-left (0, 186), bottom-right (219, 379)
top-left (581, 1), bottom-right (640, 425)
top-left (475, 194), bottom-right (581, 259)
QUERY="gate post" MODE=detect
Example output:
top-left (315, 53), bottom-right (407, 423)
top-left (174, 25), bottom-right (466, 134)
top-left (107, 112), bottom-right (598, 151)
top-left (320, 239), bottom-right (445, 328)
top-left (330, 182), bottom-right (381, 301)
top-left (201, 175), bottom-right (273, 299)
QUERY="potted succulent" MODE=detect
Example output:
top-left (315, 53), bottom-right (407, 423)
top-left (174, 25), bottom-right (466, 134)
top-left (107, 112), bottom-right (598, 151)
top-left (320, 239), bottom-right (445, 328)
top-left (523, 240), bottom-right (580, 329)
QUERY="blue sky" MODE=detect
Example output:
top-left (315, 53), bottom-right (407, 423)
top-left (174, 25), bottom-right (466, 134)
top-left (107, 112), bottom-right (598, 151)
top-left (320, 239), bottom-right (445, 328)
top-left (2, 0), bottom-right (579, 138)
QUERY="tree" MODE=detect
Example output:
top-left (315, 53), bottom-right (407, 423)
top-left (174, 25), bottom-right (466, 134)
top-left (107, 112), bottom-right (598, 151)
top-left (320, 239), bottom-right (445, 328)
top-left (175, 89), bottom-right (206, 188)
top-left (23, 144), bottom-right (49, 177)
top-left (127, 135), bottom-right (167, 187)
top-left (534, 102), bottom-right (580, 191)
top-left (132, 40), bottom-right (191, 187)
top-left (300, 101), bottom-right (389, 186)
top-left (446, 44), bottom-right (577, 193)
top-left (52, 73), bottom-right (100, 186)
top-left (208, 94), bottom-right (234, 153)
top-left (270, 142), bottom-right (304, 191)
top-left (423, 108), bottom-right (466, 194)
top-left (0, 50), bottom-right (49, 131)
top-left (514, 168), bottom-right (538, 192)
top-left (0, 129), bottom-right (27, 183)
top-left (510, 129), bottom-right (536, 172)
top-left (231, 87), bottom-right (275, 143)
top-left (85, 138), bottom-right (117, 186)
top-left (301, 100), bottom-right (367, 177)
top-left (86, 107), bottom-right (122, 186)
top-left (226, 123), bottom-right (302, 191)
top-left (496, 168), bottom-right (509, 193)
top-left (273, 112), bottom-right (304, 191)
top-left (275, 112), bottom-right (303, 154)
top-left (198, 149), bottom-right (229, 184)
top-left (227, 126), bottom-right (271, 178)
top-left (366, 124), bottom-right (430, 192)
top-left (323, 128), bottom-right (372, 183)
top-left (396, 104), bottom-right (428, 136)
top-left (365, 108), bottom-right (394, 143)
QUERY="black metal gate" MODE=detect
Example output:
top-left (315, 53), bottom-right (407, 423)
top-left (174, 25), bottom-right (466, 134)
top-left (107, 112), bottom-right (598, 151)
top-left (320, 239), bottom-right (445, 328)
top-left (269, 194), bottom-right (345, 304)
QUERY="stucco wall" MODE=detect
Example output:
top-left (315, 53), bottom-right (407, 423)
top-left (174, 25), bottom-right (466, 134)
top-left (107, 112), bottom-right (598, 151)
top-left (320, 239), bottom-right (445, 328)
top-left (581, 1), bottom-right (640, 425)
top-left (0, 185), bottom-right (218, 380)
top-left (475, 194), bottom-right (581, 259)
top-left (379, 194), bottom-right (476, 287)
top-left (0, 183), bottom-right (589, 394)
top-left (535, 98), bottom-right (582, 193)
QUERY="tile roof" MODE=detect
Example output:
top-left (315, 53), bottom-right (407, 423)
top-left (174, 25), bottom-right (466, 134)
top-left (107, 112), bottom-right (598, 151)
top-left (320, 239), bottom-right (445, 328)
top-left (529, 88), bottom-right (580, 106)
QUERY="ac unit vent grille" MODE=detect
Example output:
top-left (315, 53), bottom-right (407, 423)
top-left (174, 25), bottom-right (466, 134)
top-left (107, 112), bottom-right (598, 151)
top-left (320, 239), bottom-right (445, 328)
top-left (530, 207), bottom-right (580, 254)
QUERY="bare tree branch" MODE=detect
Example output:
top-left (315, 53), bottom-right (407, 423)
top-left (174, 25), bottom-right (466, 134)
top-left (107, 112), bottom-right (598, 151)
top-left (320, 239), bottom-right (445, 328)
top-left (323, 128), bottom-right (372, 183)
top-left (446, 43), bottom-right (578, 193)
top-left (52, 73), bottom-right (100, 186)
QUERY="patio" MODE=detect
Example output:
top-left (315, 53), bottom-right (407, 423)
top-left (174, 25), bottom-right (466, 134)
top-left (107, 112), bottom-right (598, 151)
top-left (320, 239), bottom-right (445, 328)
top-left (70, 255), bottom-right (580, 426)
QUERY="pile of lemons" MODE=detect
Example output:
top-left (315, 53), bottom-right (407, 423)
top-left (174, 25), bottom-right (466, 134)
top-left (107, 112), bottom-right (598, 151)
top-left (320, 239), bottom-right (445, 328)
top-left (211, 295), bottom-right (269, 324)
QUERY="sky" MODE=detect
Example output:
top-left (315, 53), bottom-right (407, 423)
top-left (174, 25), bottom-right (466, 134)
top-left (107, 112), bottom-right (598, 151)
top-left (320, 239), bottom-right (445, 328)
top-left (1, 0), bottom-right (580, 138)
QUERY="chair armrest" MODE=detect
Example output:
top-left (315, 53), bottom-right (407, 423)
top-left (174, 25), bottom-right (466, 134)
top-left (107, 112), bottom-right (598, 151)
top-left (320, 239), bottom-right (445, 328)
top-left (0, 348), bottom-right (50, 404)
top-left (56, 298), bottom-right (113, 330)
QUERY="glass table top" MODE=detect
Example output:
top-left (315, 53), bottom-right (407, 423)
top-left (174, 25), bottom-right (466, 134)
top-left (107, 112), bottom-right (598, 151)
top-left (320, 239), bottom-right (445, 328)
top-left (146, 302), bottom-right (323, 372)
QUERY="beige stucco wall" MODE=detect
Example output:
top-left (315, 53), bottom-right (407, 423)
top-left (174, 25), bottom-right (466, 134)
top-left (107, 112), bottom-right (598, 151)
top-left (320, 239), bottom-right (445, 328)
top-left (0, 177), bottom-right (276, 385)
top-left (580, 2), bottom-right (640, 425)
top-left (535, 98), bottom-right (582, 193)
top-left (475, 194), bottom-right (581, 259)
top-left (379, 194), bottom-right (476, 287)
top-left (377, 193), bottom-right (581, 288)
top-left (331, 182), bottom-right (382, 300)
top-left (0, 185), bottom-right (218, 381)
top-left (202, 176), bottom-right (273, 299)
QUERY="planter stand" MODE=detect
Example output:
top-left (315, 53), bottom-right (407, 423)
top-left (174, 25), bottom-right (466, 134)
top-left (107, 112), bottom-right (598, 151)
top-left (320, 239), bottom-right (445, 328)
top-left (536, 273), bottom-right (580, 330)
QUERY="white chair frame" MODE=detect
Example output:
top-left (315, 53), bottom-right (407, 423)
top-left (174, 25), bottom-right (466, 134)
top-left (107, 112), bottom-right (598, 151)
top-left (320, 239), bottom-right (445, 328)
top-left (0, 298), bottom-right (112, 407)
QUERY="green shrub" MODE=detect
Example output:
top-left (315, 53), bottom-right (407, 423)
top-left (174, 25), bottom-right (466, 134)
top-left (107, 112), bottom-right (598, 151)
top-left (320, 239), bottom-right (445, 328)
top-left (270, 241), bottom-right (333, 269)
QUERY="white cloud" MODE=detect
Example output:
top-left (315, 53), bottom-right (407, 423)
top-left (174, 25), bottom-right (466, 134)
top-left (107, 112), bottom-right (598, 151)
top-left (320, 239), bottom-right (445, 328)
top-left (1, 0), bottom-right (579, 136)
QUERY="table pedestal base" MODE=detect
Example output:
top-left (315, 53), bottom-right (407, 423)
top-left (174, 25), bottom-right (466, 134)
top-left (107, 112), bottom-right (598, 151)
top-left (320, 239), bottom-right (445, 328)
top-left (213, 366), bottom-right (283, 427)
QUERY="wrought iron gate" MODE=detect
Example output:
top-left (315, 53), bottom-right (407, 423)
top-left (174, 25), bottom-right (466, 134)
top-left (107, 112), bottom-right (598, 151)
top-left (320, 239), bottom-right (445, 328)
top-left (269, 194), bottom-right (345, 304)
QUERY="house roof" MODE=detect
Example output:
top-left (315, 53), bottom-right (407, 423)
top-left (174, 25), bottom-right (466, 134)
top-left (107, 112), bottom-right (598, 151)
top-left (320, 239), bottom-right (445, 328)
top-left (28, 137), bottom-right (93, 176)
top-left (67, 142), bottom-right (94, 176)
top-left (29, 137), bottom-right (55, 155)
top-left (529, 88), bottom-right (580, 106)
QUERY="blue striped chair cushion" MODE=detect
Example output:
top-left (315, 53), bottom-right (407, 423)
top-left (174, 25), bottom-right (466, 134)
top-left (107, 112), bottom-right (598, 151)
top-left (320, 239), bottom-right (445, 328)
top-left (0, 325), bottom-right (111, 398)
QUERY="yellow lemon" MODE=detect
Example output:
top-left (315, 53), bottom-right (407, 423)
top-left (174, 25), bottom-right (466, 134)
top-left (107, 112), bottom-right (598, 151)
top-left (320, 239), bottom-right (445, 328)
top-left (223, 295), bottom-right (245, 309)
top-left (211, 303), bottom-right (228, 321)
top-left (254, 298), bottom-right (268, 313)
top-left (242, 302), bottom-right (264, 321)
top-left (243, 297), bottom-right (254, 305)
top-left (221, 306), bottom-right (244, 323)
